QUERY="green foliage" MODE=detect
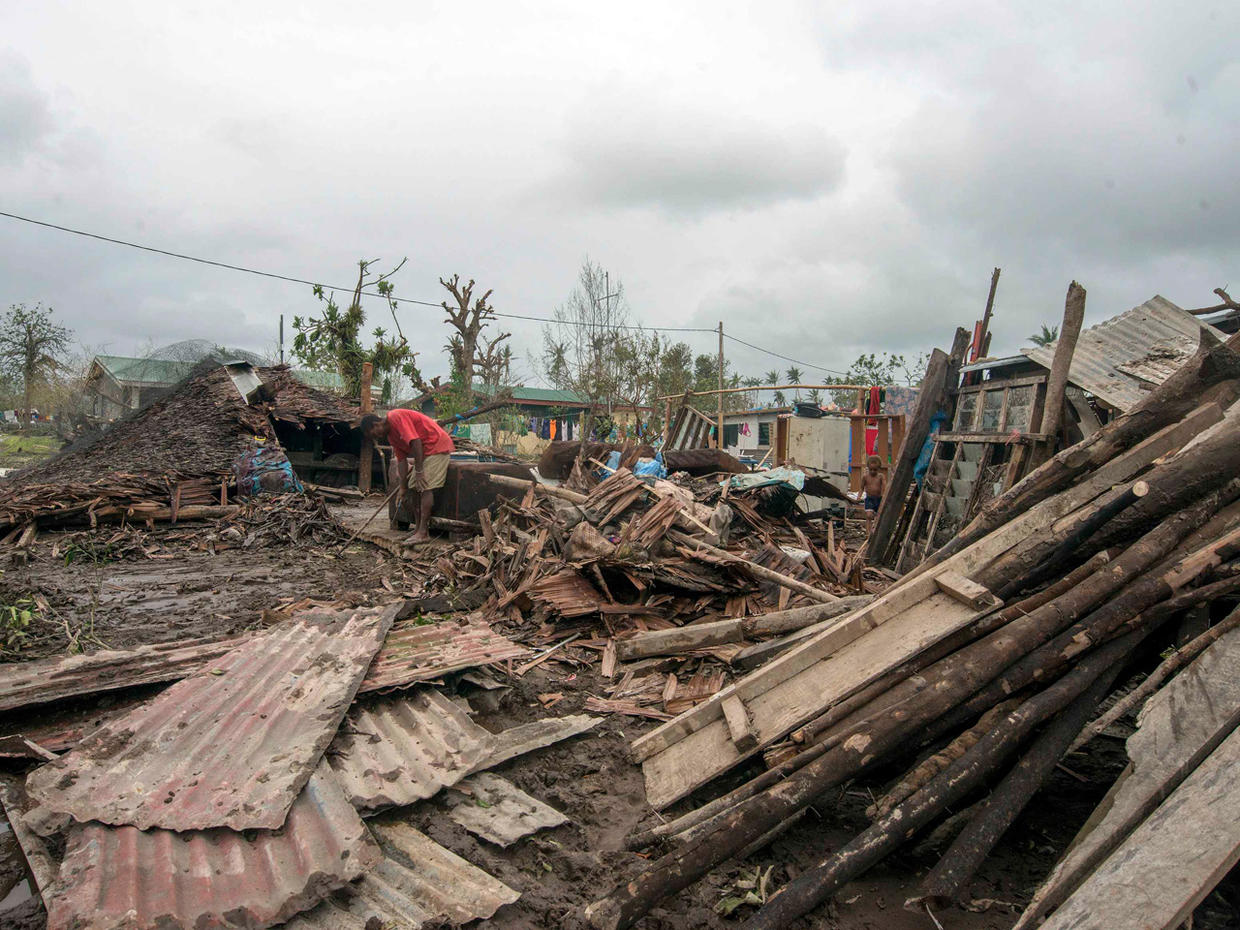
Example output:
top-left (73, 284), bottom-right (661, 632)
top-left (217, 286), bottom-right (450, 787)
top-left (831, 350), bottom-right (928, 407)
top-left (1030, 323), bottom-right (1060, 347)
top-left (292, 259), bottom-right (416, 399)
top-left (0, 302), bottom-right (73, 427)
top-left (0, 595), bottom-right (37, 652)
top-left (62, 538), bottom-right (115, 566)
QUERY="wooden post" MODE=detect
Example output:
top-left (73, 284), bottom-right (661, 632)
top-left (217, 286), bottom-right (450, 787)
top-left (1030, 281), bottom-right (1086, 468)
top-left (868, 344), bottom-right (953, 563)
top-left (359, 362), bottom-right (374, 494)
top-left (663, 398), bottom-right (672, 448)
top-left (717, 322), bottom-right (724, 450)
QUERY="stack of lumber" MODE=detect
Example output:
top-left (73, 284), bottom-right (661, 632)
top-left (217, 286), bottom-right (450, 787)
top-left (585, 326), bottom-right (1240, 929)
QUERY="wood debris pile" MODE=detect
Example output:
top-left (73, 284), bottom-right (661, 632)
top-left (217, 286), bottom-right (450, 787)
top-left (392, 465), bottom-right (884, 718)
top-left (584, 328), bottom-right (1240, 929)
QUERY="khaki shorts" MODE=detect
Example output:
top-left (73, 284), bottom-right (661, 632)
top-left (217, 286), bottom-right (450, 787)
top-left (407, 453), bottom-right (450, 491)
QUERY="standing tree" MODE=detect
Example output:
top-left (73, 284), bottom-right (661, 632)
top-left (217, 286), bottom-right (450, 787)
top-left (786, 366), bottom-right (804, 401)
top-left (293, 259), bottom-right (416, 401)
top-left (0, 303), bottom-right (72, 430)
top-left (541, 259), bottom-right (632, 445)
top-left (439, 276), bottom-right (512, 410)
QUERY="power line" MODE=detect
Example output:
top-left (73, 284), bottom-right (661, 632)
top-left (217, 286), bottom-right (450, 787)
top-left (722, 333), bottom-right (850, 377)
top-left (0, 208), bottom-right (849, 369)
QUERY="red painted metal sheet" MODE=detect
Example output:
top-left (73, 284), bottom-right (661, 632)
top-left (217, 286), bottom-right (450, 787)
top-left (45, 763), bottom-right (380, 930)
top-left (285, 821), bottom-right (518, 930)
top-left (26, 603), bottom-right (399, 832)
top-left (0, 634), bottom-right (250, 713)
top-left (361, 615), bottom-right (528, 692)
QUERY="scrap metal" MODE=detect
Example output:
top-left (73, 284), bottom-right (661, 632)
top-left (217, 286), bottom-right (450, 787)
top-left (0, 634), bottom-right (250, 713)
top-left (285, 821), bottom-right (519, 930)
top-left (361, 613), bottom-right (528, 692)
top-left (1023, 295), bottom-right (1223, 412)
top-left (44, 763), bottom-right (380, 930)
top-left (26, 603), bottom-right (399, 832)
top-left (446, 772), bottom-right (568, 846)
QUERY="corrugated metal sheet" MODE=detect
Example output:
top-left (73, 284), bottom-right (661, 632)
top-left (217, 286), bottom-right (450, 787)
top-left (44, 763), bottom-right (380, 930)
top-left (446, 772), bottom-right (567, 846)
top-left (1023, 296), bottom-right (1224, 412)
top-left (0, 614), bottom-right (522, 727)
top-left (26, 603), bottom-right (399, 833)
top-left (361, 615), bottom-right (528, 692)
top-left (0, 634), bottom-right (250, 713)
top-left (328, 689), bottom-right (599, 812)
top-left (328, 690), bottom-right (496, 811)
top-left (286, 821), bottom-right (519, 930)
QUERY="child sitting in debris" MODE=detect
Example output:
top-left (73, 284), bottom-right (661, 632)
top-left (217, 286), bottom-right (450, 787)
top-left (862, 454), bottom-right (885, 535)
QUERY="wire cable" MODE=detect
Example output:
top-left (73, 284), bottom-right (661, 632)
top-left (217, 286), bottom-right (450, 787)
top-left (0, 209), bottom-right (850, 368)
top-left (722, 333), bottom-right (850, 377)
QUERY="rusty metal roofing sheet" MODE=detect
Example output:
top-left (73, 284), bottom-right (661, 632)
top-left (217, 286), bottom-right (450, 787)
top-left (0, 614), bottom-right (522, 725)
top-left (328, 690), bottom-right (496, 811)
top-left (1022, 295), bottom-right (1224, 412)
top-left (0, 634), bottom-right (250, 713)
top-left (361, 615), bottom-right (528, 692)
top-left (446, 772), bottom-right (567, 846)
top-left (286, 821), bottom-right (518, 930)
top-left (44, 762), bottom-right (380, 930)
top-left (329, 688), bottom-right (600, 812)
top-left (26, 603), bottom-right (398, 833)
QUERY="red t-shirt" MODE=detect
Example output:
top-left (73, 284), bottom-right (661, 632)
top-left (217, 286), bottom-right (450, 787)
top-left (386, 408), bottom-right (455, 460)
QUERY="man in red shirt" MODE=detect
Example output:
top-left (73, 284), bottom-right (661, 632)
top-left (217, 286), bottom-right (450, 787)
top-left (361, 410), bottom-right (455, 544)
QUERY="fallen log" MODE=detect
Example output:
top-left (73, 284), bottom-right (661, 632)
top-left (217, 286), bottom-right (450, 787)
top-left (738, 636), bottom-right (1132, 930)
top-left (614, 597), bottom-right (871, 662)
top-left (626, 553), bottom-right (1115, 853)
top-left (911, 658), bottom-right (1114, 910)
top-left (589, 495), bottom-right (1219, 927)
top-left (1015, 610), bottom-right (1240, 929)
top-left (1071, 603), bottom-right (1240, 754)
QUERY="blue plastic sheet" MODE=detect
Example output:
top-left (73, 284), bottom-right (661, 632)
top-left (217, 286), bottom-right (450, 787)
top-left (234, 441), bottom-right (304, 498)
top-left (912, 410), bottom-right (948, 487)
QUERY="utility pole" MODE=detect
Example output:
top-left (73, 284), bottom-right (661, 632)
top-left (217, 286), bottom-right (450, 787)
top-left (279, 314), bottom-right (284, 365)
top-left (717, 322), bottom-right (724, 450)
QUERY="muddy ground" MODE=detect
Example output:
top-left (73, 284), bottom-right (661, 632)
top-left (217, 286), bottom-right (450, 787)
top-left (1, 521), bottom-right (1238, 929)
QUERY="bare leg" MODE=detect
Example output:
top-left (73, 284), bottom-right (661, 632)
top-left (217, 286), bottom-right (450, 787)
top-left (865, 509), bottom-right (875, 535)
top-left (409, 490), bottom-right (434, 543)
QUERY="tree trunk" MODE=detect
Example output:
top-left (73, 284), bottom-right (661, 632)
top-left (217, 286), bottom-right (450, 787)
top-left (586, 498), bottom-right (1217, 929)
top-left (912, 664), bottom-right (1114, 908)
top-left (1029, 281), bottom-right (1087, 469)
top-left (738, 636), bottom-right (1133, 930)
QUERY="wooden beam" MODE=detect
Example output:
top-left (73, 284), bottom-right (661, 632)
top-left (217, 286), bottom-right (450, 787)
top-left (721, 695), bottom-right (758, 753)
top-left (1037, 723), bottom-right (1240, 930)
top-left (934, 570), bottom-right (996, 610)
top-left (1030, 281), bottom-right (1086, 468)
top-left (1016, 619), bottom-right (1240, 929)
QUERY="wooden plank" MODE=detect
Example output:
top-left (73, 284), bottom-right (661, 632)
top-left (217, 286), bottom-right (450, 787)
top-left (934, 570), bottom-right (996, 610)
top-left (629, 572), bottom-right (940, 765)
top-left (720, 696), bottom-right (758, 753)
top-left (359, 361), bottom-right (374, 494)
top-left (1016, 624), bottom-right (1240, 929)
top-left (639, 591), bottom-right (990, 808)
top-left (614, 620), bottom-right (746, 662)
top-left (1039, 723), bottom-right (1240, 930)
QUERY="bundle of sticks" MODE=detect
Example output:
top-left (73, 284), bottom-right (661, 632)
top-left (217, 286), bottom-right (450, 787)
top-left (586, 326), bottom-right (1240, 929)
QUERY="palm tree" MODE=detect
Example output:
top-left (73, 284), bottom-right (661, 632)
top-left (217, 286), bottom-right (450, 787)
top-left (786, 366), bottom-right (804, 401)
top-left (1030, 324), bottom-right (1059, 347)
top-left (763, 370), bottom-right (780, 408)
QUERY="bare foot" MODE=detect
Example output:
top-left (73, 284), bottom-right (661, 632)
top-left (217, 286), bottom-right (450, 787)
top-left (404, 531), bottom-right (431, 546)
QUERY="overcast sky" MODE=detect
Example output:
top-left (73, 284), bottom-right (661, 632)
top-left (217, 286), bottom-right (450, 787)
top-left (2, 1), bottom-right (1236, 385)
